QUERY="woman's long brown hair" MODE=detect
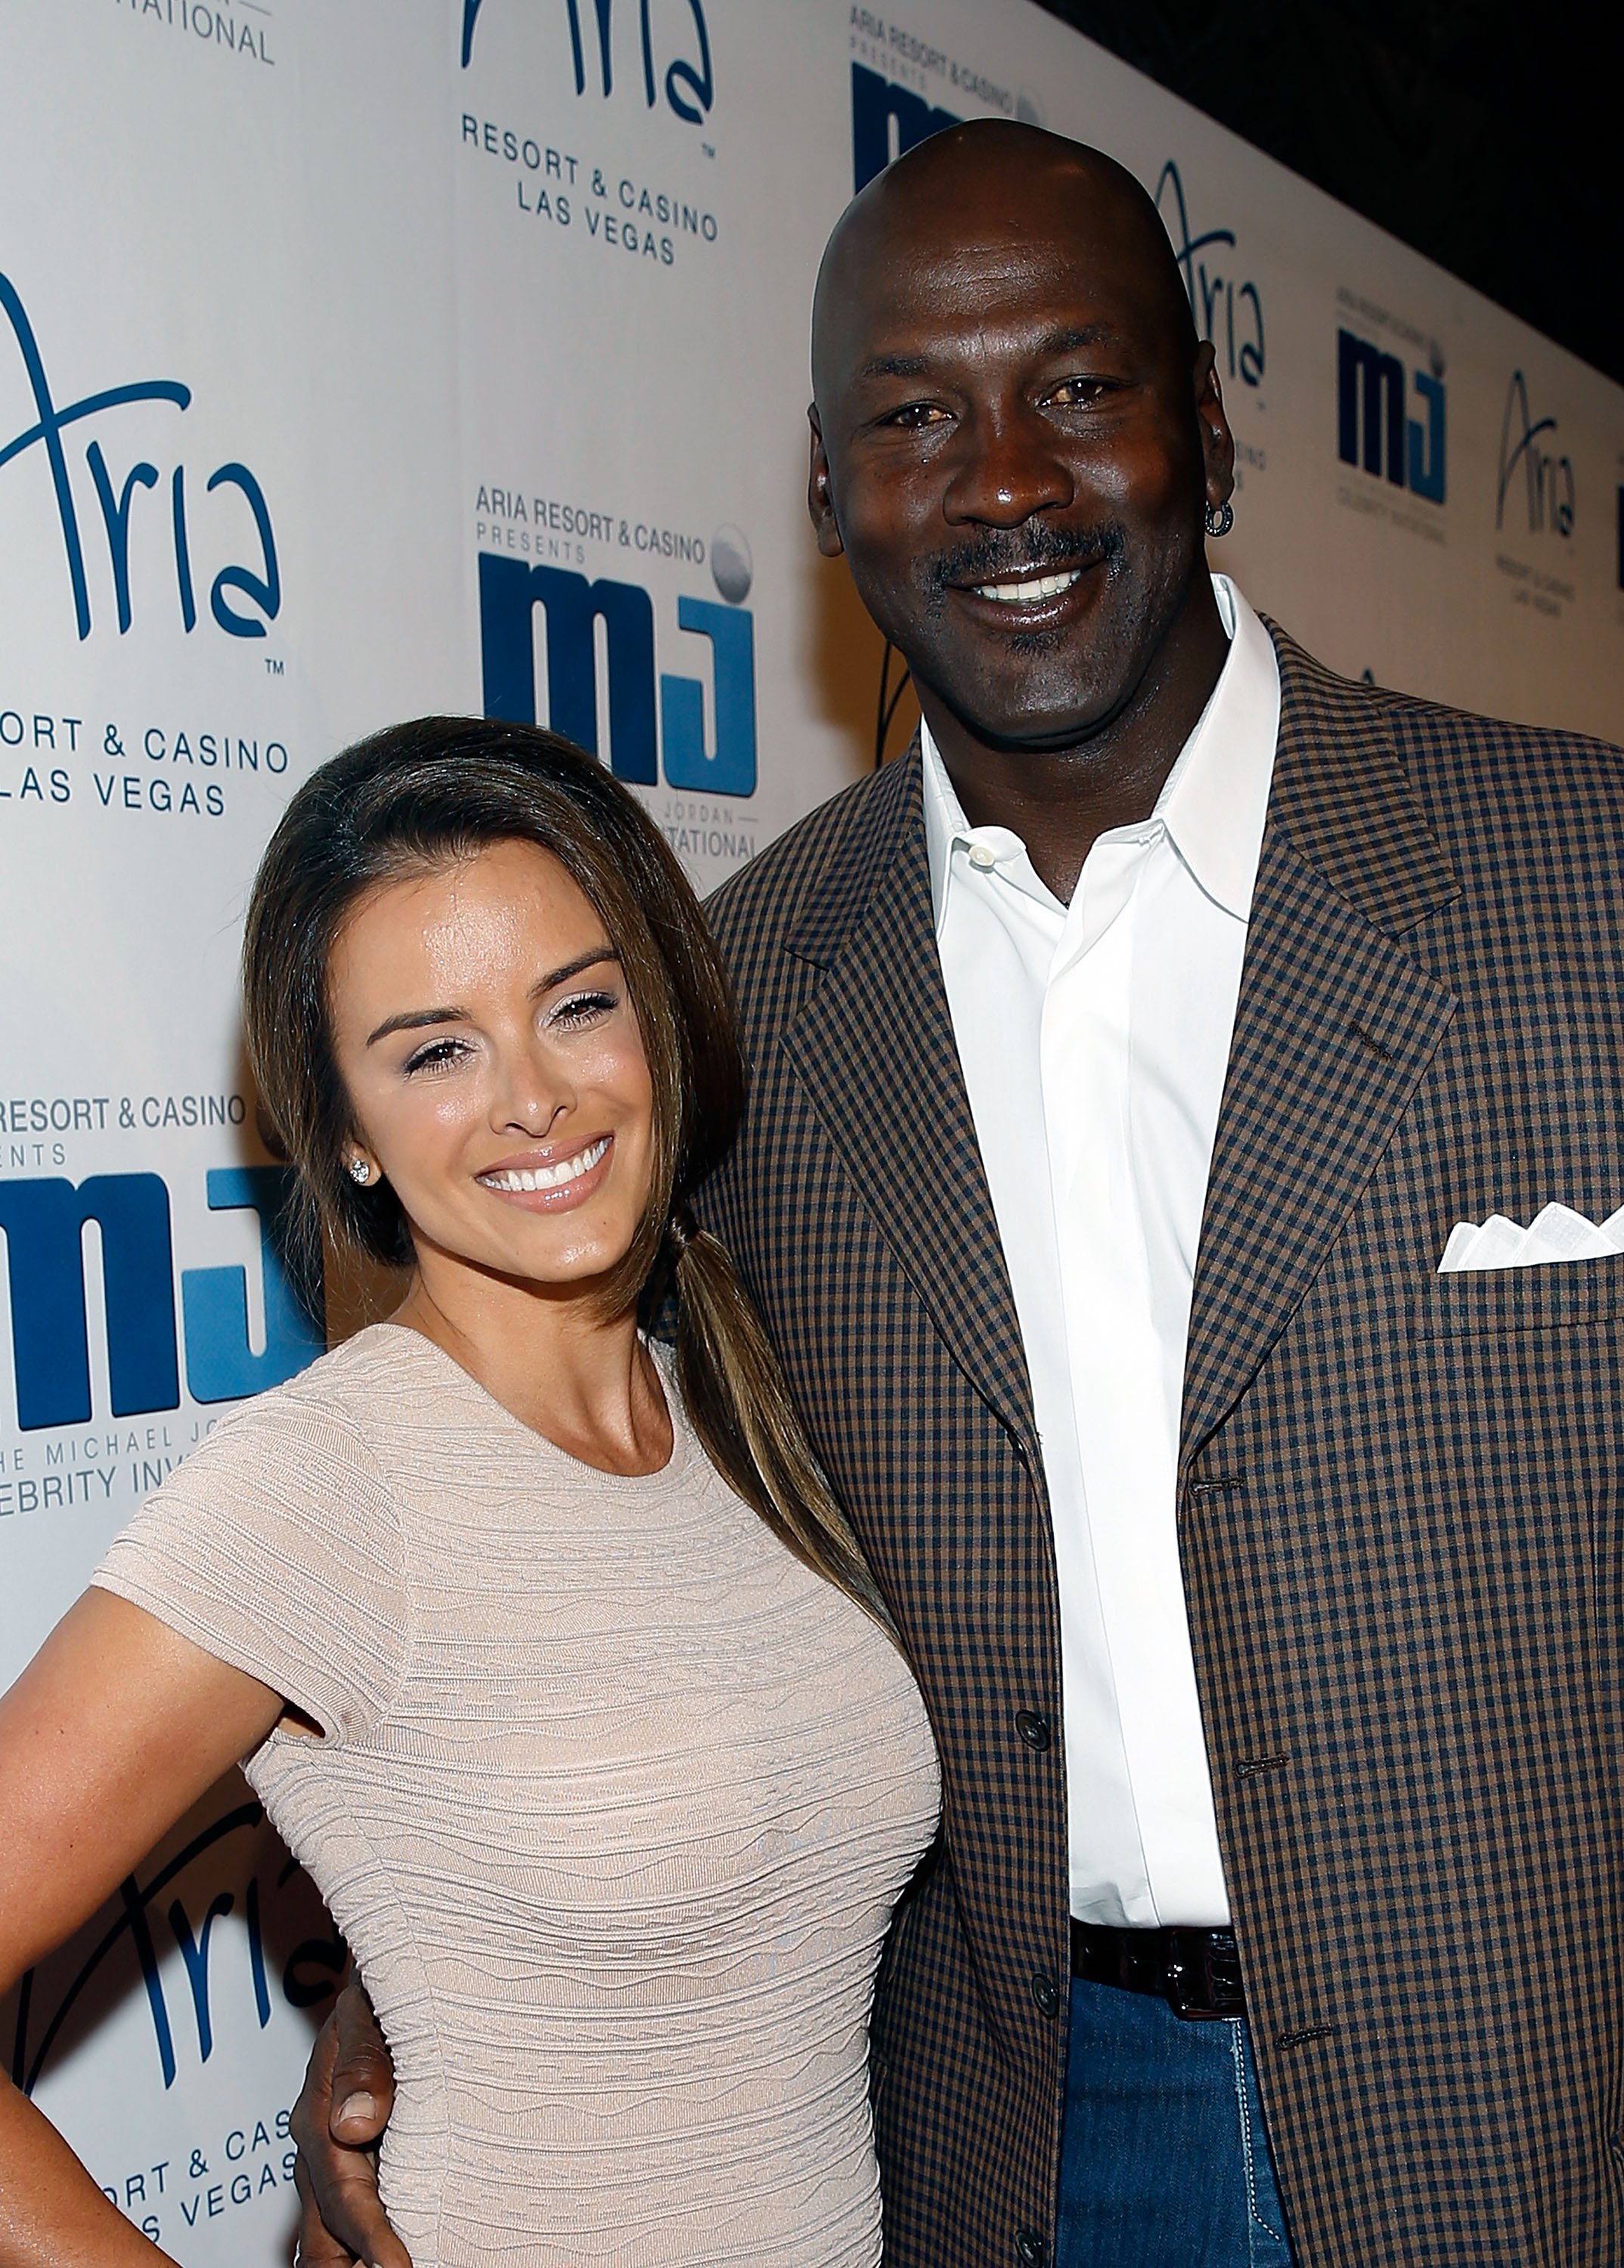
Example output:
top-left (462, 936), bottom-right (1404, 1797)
top-left (241, 716), bottom-right (888, 1626)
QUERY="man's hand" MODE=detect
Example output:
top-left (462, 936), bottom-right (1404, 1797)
top-left (290, 1981), bottom-right (411, 2268)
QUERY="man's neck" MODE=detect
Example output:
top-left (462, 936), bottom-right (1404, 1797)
top-left (922, 578), bottom-right (1231, 904)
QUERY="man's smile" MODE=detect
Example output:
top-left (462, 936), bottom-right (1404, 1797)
top-left (968, 565), bottom-right (1083, 606)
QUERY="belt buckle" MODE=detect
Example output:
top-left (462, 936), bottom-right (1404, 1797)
top-left (1164, 1930), bottom-right (1244, 2022)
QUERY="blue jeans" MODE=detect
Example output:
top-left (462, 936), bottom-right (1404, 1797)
top-left (1057, 1978), bottom-right (1297, 2268)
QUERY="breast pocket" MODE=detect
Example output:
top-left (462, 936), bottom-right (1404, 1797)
top-left (1413, 1250), bottom-right (1624, 1339)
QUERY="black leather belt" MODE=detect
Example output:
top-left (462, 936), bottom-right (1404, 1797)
top-left (1070, 1921), bottom-right (1245, 2021)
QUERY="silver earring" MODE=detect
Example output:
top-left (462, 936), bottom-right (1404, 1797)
top-left (1204, 500), bottom-right (1234, 539)
top-left (347, 1156), bottom-right (373, 1185)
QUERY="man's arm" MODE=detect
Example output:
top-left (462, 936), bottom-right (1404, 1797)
top-left (290, 1984), bottom-right (411, 2268)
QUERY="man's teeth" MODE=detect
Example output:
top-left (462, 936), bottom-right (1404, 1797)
top-left (972, 568), bottom-right (1082, 603)
top-left (481, 1138), bottom-right (609, 1193)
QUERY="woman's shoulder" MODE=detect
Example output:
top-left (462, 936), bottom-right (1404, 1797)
top-left (188, 1322), bottom-right (428, 1464)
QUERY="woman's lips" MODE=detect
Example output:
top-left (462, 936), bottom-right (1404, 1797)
top-left (476, 1134), bottom-right (613, 1210)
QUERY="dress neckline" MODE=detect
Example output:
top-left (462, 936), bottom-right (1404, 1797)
top-left (361, 1321), bottom-right (692, 1491)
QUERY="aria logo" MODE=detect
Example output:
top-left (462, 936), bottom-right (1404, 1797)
top-left (0, 272), bottom-right (280, 643)
top-left (460, 0), bottom-right (714, 126)
top-left (1495, 370), bottom-right (1573, 538)
top-left (1154, 163), bottom-right (1264, 390)
top-left (1337, 327), bottom-right (1446, 505)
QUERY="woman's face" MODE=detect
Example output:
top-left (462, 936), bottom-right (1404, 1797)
top-left (327, 838), bottom-right (657, 1297)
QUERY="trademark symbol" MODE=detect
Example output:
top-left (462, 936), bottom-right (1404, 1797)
top-left (264, 656), bottom-right (284, 676)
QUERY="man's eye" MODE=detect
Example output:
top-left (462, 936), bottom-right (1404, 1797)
top-left (884, 403), bottom-right (950, 430)
top-left (401, 1038), bottom-right (469, 1077)
top-left (1049, 377), bottom-right (1110, 407)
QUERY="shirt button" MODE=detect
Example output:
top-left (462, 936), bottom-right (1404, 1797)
top-left (1030, 1969), bottom-right (1060, 2018)
top-left (1015, 2229), bottom-right (1049, 2265)
top-left (967, 842), bottom-right (998, 869)
top-left (1015, 1709), bottom-right (1052, 1752)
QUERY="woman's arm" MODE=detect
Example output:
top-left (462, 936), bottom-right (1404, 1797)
top-left (0, 1587), bottom-right (287, 2267)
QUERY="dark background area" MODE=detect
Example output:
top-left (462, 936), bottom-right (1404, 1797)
top-left (1032, 0), bottom-right (1623, 389)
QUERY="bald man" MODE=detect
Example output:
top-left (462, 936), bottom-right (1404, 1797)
top-left (295, 122), bottom-right (1624, 2268)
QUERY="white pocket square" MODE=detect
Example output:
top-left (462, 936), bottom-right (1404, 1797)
top-left (1438, 1201), bottom-right (1624, 1273)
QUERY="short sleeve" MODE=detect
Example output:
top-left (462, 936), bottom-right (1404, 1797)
top-left (92, 1389), bottom-right (408, 1744)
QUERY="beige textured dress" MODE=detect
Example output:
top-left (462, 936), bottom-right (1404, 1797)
top-left (93, 1325), bottom-right (940, 2268)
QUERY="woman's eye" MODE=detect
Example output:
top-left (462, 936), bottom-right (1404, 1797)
top-left (401, 1038), bottom-right (469, 1077)
top-left (552, 990), bottom-right (618, 1027)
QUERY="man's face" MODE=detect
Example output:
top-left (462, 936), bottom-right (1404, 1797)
top-left (810, 172), bottom-right (1230, 756)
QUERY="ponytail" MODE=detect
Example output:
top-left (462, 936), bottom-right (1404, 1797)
top-left (667, 1213), bottom-right (894, 1635)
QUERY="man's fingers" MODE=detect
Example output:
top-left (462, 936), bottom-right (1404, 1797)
top-left (292, 2155), bottom-right (359, 2268)
top-left (330, 1977), bottom-right (396, 2140)
top-left (288, 1987), bottom-right (411, 2268)
top-left (294, 2152), bottom-right (414, 2268)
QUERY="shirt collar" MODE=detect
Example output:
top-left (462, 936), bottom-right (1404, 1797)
top-left (922, 575), bottom-right (1282, 932)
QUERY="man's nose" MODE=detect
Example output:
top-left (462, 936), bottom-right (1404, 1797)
top-left (942, 403), bottom-right (1073, 527)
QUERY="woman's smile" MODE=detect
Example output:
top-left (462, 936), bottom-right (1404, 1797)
top-left (476, 1133), bottom-right (614, 1209)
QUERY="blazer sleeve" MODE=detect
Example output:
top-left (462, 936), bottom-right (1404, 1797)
top-left (91, 1390), bottom-right (408, 1746)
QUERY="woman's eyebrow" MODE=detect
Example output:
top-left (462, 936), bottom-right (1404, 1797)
top-left (366, 1006), bottom-right (466, 1046)
top-left (527, 947), bottom-right (622, 1002)
top-left (365, 950), bottom-right (622, 1046)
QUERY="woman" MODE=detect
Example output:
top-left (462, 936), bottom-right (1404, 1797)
top-left (0, 717), bottom-right (940, 2267)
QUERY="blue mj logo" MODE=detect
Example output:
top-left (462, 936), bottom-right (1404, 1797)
top-left (461, 0), bottom-right (713, 124)
top-left (0, 272), bottom-right (280, 643)
top-left (851, 62), bottom-right (958, 192)
top-left (1495, 370), bottom-right (1573, 537)
top-left (0, 1167), bottom-right (321, 1432)
top-left (1337, 327), bottom-right (1446, 505)
top-left (479, 553), bottom-right (756, 798)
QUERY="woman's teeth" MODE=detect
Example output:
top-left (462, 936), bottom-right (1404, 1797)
top-left (481, 1138), bottom-right (609, 1193)
top-left (972, 567), bottom-right (1082, 603)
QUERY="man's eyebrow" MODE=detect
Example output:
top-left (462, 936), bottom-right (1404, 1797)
top-left (851, 352), bottom-right (932, 384)
top-left (850, 323), bottom-right (1119, 387)
top-left (1039, 322), bottom-right (1117, 354)
top-left (364, 949), bottom-right (621, 1047)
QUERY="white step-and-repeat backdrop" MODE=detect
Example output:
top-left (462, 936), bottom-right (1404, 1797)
top-left (2, 2), bottom-right (1621, 2258)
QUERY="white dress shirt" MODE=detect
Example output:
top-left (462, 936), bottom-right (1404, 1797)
top-left (922, 575), bottom-right (1282, 1927)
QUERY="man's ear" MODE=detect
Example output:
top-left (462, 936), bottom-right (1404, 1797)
top-left (807, 404), bottom-right (845, 559)
top-left (1193, 342), bottom-right (1236, 512)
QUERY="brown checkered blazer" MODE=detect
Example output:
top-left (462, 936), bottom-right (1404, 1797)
top-left (697, 624), bottom-right (1624, 2268)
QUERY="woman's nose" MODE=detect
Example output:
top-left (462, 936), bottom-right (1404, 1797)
top-left (491, 1043), bottom-right (572, 1136)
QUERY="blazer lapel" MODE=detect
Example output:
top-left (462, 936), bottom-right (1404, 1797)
top-left (1180, 633), bottom-right (1462, 1464)
top-left (779, 748), bottom-right (1039, 1459)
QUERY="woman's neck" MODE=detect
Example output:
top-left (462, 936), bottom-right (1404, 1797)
top-left (389, 1263), bottom-right (674, 1477)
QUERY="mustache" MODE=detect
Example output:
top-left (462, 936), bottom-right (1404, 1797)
top-left (928, 521), bottom-right (1126, 592)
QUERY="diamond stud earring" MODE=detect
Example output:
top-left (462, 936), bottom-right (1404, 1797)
top-left (348, 1156), bottom-right (373, 1185)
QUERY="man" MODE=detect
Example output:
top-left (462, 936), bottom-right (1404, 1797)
top-left (293, 122), bottom-right (1624, 2267)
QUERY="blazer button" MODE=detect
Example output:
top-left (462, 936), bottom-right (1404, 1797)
top-left (1015, 2229), bottom-right (1049, 2265)
top-left (1015, 1709), bottom-right (1052, 1751)
top-left (1030, 1969), bottom-right (1060, 2018)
